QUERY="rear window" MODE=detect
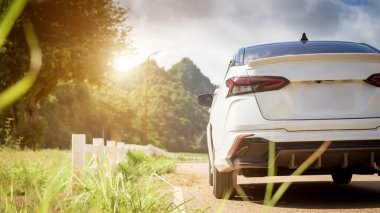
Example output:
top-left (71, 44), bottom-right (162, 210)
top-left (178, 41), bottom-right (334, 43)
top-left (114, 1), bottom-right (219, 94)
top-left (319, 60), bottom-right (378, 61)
top-left (243, 41), bottom-right (380, 64)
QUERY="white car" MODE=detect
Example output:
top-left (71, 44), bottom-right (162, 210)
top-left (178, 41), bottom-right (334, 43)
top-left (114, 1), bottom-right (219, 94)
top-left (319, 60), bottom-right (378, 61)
top-left (198, 37), bottom-right (380, 199)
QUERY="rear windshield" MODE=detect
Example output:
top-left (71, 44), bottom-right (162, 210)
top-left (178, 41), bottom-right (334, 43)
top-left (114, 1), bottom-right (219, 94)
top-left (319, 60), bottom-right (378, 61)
top-left (243, 41), bottom-right (380, 64)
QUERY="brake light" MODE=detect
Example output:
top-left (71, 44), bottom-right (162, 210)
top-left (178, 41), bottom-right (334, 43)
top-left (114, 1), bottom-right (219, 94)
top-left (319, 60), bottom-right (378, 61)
top-left (226, 76), bottom-right (289, 96)
top-left (365, 74), bottom-right (380, 87)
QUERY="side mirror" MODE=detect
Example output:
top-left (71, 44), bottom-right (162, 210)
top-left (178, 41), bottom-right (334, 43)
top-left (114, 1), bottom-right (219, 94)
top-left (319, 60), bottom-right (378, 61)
top-left (198, 94), bottom-right (213, 107)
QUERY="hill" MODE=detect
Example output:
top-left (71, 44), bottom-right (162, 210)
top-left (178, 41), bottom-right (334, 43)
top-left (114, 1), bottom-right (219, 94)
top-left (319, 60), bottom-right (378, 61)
top-left (36, 58), bottom-right (215, 152)
top-left (169, 58), bottom-right (216, 95)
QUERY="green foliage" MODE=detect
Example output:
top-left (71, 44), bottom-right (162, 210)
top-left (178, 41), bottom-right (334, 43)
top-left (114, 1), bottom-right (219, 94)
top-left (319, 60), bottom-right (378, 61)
top-left (34, 57), bottom-right (214, 152)
top-left (0, 118), bottom-right (21, 148)
top-left (0, 149), bottom-right (177, 212)
top-left (0, 149), bottom-right (70, 203)
top-left (17, 115), bottom-right (46, 148)
top-left (117, 59), bottom-right (214, 152)
top-left (176, 152), bottom-right (208, 162)
top-left (0, 0), bottom-right (214, 153)
top-left (0, 0), bottom-right (131, 148)
top-left (119, 150), bottom-right (175, 182)
top-left (169, 57), bottom-right (216, 96)
top-left (40, 81), bottom-right (135, 149)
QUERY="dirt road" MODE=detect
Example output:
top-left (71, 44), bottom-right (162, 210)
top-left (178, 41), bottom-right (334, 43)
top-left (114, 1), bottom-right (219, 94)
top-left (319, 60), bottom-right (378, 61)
top-left (169, 162), bottom-right (380, 212)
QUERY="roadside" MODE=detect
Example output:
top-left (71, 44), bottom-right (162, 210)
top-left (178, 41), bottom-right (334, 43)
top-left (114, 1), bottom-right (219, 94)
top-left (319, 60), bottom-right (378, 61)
top-left (0, 149), bottom-right (177, 212)
top-left (168, 162), bottom-right (380, 213)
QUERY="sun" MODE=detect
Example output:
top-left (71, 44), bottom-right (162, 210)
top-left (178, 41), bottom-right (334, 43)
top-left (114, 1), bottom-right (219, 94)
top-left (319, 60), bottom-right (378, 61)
top-left (113, 55), bottom-right (131, 73)
top-left (112, 51), bottom-right (158, 73)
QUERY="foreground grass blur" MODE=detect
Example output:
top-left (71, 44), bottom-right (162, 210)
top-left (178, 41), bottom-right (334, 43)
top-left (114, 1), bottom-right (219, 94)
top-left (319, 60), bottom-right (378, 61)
top-left (0, 149), bottom-right (177, 212)
top-left (263, 140), bottom-right (332, 208)
top-left (0, 0), bottom-right (42, 112)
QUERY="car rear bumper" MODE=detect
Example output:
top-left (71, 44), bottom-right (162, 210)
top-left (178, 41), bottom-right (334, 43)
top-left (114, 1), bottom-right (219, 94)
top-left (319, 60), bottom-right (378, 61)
top-left (214, 128), bottom-right (380, 172)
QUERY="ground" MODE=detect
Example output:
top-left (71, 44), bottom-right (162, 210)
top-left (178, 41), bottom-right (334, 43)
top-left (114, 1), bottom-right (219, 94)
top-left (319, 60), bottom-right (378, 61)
top-left (168, 162), bottom-right (380, 213)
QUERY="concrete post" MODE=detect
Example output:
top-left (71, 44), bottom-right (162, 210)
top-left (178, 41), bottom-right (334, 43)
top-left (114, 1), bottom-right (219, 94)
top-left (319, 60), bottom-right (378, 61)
top-left (93, 138), bottom-right (104, 167)
top-left (107, 140), bottom-right (117, 168)
top-left (117, 142), bottom-right (126, 163)
top-left (72, 134), bottom-right (86, 181)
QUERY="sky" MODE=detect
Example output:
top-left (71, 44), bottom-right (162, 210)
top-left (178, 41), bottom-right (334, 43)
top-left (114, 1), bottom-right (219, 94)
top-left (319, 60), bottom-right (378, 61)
top-left (119, 0), bottom-right (380, 85)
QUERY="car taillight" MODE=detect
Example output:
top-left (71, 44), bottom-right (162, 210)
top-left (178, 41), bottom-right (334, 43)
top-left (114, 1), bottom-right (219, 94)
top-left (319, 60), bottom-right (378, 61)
top-left (365, 74), bottom-right (380, 87)
top-left (227, 134), bottom-right (255, 159)
top-left (226, 76), bottom-right (289, 97)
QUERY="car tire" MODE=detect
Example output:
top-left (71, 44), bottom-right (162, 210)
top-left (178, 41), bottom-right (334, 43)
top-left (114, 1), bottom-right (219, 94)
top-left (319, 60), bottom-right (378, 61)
top-left (331, 170), bottom-right (352, 184)
top-left (213, 166), bottom-right (236, 199)
top-left (208, 159), bottom-right (213, 186)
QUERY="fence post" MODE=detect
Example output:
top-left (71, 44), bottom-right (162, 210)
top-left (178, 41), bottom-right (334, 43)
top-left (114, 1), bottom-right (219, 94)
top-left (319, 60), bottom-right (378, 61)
top-left (72, 134), bottom-right (86, 181)
top-left (107, 140), bottom-right (117, 168)
top-left (117, 142), bottom-right (126, 163)
top-left (93, 138), bottom-right (104, 168)
top-left (72, 135), bottom-right (128, 183)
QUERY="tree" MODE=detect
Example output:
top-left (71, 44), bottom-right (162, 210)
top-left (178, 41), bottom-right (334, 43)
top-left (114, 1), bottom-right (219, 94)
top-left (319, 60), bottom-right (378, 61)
top-left (40, 81), bottom-right (135, 149)
top-left (119, 58), bottom-right (214, 152)
top-left (0, 0), bottom-right (131, 147)
top-left (169, 57), bottom-right (216, 96)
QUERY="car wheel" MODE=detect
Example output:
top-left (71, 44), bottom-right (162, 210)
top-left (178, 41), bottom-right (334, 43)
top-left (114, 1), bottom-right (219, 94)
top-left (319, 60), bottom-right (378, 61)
top-left (213, 166), bottom-right (236, 199)
top-left (331, 170), bottom-right (352, 184)
top-left (208, 158), bottom-right (213, 186)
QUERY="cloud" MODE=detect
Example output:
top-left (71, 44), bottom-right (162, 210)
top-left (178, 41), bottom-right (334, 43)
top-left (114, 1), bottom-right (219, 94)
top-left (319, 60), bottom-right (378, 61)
top-left (120, 0), bottom-right (380, 85)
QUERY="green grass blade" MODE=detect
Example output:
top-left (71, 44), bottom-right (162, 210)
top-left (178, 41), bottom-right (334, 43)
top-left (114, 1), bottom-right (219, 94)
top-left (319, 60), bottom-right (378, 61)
top-left (0, 0), bottom-right (28, 48)
top-left (0, 19), bottom-right (42, 111)
top-left (264, 140), bottom-right (275, 205)
top-left (267, 140), bottom-right (332, 207)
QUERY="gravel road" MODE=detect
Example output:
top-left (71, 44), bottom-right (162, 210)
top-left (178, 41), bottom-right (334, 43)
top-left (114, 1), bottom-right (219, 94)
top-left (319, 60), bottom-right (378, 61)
top-left (169, 162), bottom-right (380, 213)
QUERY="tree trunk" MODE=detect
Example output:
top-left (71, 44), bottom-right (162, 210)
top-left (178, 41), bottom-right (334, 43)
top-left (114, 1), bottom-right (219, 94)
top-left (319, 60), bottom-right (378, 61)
top-left (18, 94), bottom-right (42, 149)
top-left (10, 104), bottom-right (19, 136)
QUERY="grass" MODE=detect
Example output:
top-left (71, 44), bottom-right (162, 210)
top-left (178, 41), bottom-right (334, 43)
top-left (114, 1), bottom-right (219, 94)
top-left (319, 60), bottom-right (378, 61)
top-left (264, 140), bottom-right (332, 207)
top-left (0, 148), bottom-right (177, 212)
top-left (0, 1), bottom-right (338, 210)
top-left (175, 152), bottom-right (208, 162)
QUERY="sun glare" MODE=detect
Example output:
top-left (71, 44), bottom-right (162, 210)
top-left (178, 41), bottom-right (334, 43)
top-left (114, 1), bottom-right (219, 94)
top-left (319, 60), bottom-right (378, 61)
top-left (113, 55), bottom-right (132, 73)
top-left (112, 51), bottom-right (159, 74)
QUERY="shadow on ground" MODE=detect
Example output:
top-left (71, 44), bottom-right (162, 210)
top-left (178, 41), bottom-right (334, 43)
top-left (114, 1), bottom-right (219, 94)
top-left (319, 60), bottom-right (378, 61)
top-left (235, 181), bottom-right (380, 209)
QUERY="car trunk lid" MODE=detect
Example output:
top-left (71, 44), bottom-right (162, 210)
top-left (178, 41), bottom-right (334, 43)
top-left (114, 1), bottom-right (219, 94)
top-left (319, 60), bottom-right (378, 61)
top-left (246, 53), bottom-right (380, 120)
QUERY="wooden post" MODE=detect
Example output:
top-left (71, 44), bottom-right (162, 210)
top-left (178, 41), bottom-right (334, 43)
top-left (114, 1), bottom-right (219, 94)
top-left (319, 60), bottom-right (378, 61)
top-left (72, 134), bottom-right (86, 181)
top-left (107, 140), bottom-right (117, 168)
top-left (117, 142), bottom-right (125, 163)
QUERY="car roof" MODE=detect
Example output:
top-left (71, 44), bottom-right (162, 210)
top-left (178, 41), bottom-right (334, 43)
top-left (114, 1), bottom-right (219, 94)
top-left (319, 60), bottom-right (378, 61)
top-left (243, 41), bottom-right (379, 51)
top-left (231, 40), bottom-right (380, 66)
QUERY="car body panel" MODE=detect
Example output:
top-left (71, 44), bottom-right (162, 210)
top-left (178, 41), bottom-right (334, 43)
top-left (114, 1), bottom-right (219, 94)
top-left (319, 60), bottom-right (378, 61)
top-left (214, 127), bottom-right (380, 172)
top-left (206, 42), bottom-right (380, 175)
top-left (247, 54), bottom-right (380, 120)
